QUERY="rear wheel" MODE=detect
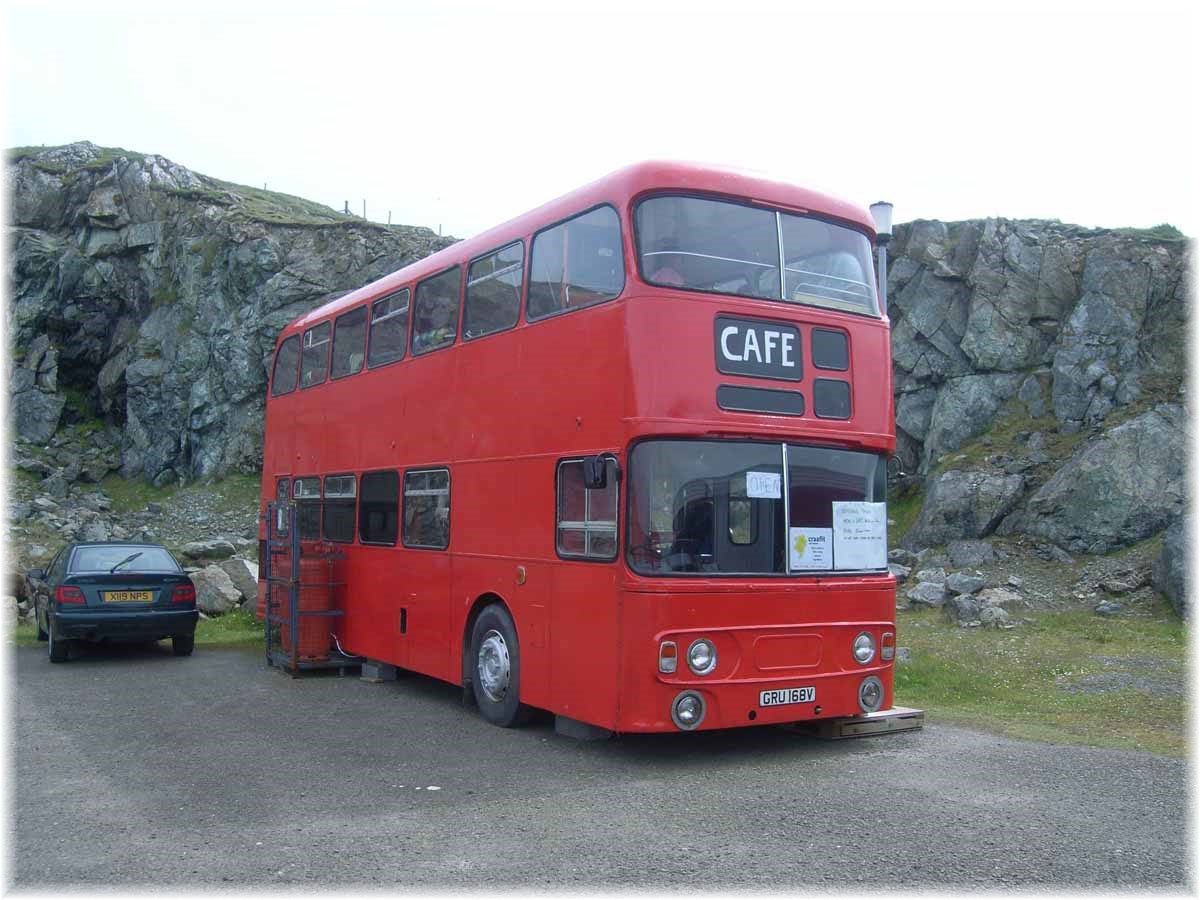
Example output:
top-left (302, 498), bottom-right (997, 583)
top-left (469, 605), bottom-right (529, 727)
top-left (172, 634), bottom-right (195, 657)
top-left (48, 624), bottom-right (69, 663)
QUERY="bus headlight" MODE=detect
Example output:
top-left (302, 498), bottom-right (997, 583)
top-left (671, 691), bottom-right (706, 730)
top-left (853, 631), bottom-right (875, 665)
top-left (687, 639), bottom-right (717, 675)
top-left (858, 676), bottom-right (884, 713)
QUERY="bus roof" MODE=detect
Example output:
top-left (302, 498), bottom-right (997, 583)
top-left (287, 160), bottom-right (878, 333)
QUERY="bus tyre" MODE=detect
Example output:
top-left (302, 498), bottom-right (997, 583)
top-left (469, 605), bottom-right (530, 728)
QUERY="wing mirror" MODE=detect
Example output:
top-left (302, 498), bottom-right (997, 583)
top-left (26, 568), bottom-right (45, 581)
top-left (583, 453), bottom-right (622, 490)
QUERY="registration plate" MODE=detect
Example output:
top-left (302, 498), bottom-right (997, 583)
top-left (104, 590), bottom-right (153, 603)
top-left (760, 686), bottom-right (816, 707)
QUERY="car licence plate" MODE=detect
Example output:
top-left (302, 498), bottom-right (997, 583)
top-left (760, 686), bottom-right (816, 707)
top-left (104, 590), bottom-right (153, 603)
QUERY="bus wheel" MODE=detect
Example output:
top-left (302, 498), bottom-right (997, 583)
top-left (469, 604), bottom-right (529, 727)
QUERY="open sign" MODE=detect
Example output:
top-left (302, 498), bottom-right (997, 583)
top-left (713, 316), bottom-right (803, 382)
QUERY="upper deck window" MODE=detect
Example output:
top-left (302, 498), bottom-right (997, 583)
top-left (300, 322), bottom-right (332, 388)
top-left (271, 335), bottom-right (300, 396)
top-left (464, 241), bottom-right (524, 340)
top-left (411, 267), bottom-right (461, 356)
top-left (368, 288), bottom-right (410, 368)
top-left (331, 306), bottom-right (368, 379)
top-left (527, 206), bottom-right (624, 320)
top-left (635, 195), bottom-right (878, 317)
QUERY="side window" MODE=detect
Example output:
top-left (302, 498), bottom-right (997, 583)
top-left (330, 307), bottom-right (368, 379)
top-left (359, 471), bottom-right (400, 545)
top-left (528, 206), bottom-right (624, 321)
top-left (464, 241), bottom-right (524, 340)
top-left (48, 548), bottom-right (66, 579)
top-left (293, 477), bottom-right (322, 540)
top-left (403, 469), bottom-right (450, 549)
top-left (411, 267), bottom-right (461, 356)
top-left (274, 477), bottom-right (291, 536)
top-left (271, 335), bottom-right (300, 396)
top-left (368, 288), bottom-right (410, 368)
top-left (300, 322), bottom-right (331, 388)
top-left (323, 475), bottom-right (356, 543)
top-left (556, 458), bottom-right (618, 560)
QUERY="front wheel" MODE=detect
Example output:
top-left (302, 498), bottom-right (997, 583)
top-left (468, 605), bottom-right (529, 727)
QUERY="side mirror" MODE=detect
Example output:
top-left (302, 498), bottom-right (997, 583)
top-left (582, 453), bottom-right (622, 490)
top-left (26, 569), bottom-right (45, 581)
top-left (583, 456), bottom-right (607, 490)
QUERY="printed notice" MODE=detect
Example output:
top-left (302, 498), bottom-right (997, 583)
top-left (790, 527), bottom-right (832, 570)
top-left (746, 471), bottom-right (781, 499)
top-left (832, 501), bottom-right (887, 570)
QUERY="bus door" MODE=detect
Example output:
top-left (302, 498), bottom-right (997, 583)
top-left (399, 468), bottom-right (453, 681)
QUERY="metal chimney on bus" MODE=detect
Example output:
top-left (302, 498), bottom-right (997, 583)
top-left (869, 201), bottom-right (893, 311)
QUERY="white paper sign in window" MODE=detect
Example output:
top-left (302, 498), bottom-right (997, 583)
top-left (790, 527), bottom-right (832, 570)
top-left (832, 501), bottom-right (887, 570)
top-left (746, 471), bottom-right (781, 499)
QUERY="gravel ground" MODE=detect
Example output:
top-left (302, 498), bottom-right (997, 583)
top-left (11, 643), bottom-right (1189, 890)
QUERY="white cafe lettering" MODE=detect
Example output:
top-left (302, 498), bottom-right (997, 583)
top-left (720, 325), bottom-right (795, 367)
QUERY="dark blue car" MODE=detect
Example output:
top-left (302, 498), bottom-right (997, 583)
top-left (27, 542), bottom-right (198, 663)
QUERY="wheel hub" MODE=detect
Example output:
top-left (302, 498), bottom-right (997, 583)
top-left (477, 629), bottom-right (510, 702)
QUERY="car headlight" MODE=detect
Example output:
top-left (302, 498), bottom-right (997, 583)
top-left (858, 676), bottom-right (884, 713)
top-left (671, 691), bottom-right (706, 730)
top-left (687, 638), bottom-right (717, 675)
top-left (853, 631), bottom-right (875, 665)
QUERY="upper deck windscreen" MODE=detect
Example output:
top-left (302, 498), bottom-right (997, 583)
top-left (636, 195), bottom-right (878, 317)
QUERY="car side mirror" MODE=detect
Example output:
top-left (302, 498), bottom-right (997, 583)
top-left (26, 568), bottom-right (45, 581)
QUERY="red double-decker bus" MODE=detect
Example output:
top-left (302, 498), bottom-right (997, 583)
top-left (259, 161), bottom-right (900, 735)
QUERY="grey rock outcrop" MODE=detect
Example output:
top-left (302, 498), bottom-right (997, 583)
top-left (889, 218), bottom-right (1188, 475)
top-left (191, 565), bottom-right (241, 615)
top-left (9, 143), bottom-right (455, 482)
top-left (904, 470), bottom-right (1026, 549)
top-left (1001, 405), bottom-right (1186, 554)
top-left (1154, 516), bottom-right (1189, 619)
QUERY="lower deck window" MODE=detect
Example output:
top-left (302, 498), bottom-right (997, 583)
top-left (293, 477), bottom-right (322, 540)
top-left (359, 471), bottom-right (399, 545)
top-left (403, 469), bottom-right (450, 549)
top-left (557, 458), bottom-right (618, 560)
top-left (323, 474), bottom-right (356, 543)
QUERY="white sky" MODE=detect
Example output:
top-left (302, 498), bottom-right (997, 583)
top-left (3, 0), bottom-right (1198, 239)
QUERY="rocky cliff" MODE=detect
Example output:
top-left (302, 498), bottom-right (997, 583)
top-left (6, 143), bottom-right (1191, 613)
top-left (8, 142), bottom-right (455, 483)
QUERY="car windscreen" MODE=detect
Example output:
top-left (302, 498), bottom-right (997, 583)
top-left (70, 546), bottom-right (182, 573)
top-left (635, 195), bottom-right (878, 316)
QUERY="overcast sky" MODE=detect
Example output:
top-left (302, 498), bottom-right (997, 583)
top-left (4, 0), bottom-right (1197, 240)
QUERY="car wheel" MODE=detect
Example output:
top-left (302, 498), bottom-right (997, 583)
top-left (48, 624), bottom-right (69, 664)
top-left (35, 605), bottom-right (48, 642)
top-left (172, 634), bottom-right (195, 657)
top-left (469, 604), bottom-right (530, 727)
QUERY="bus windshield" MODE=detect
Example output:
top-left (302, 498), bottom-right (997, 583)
top-left (635, 195), bottom-right (878, 316)
top-left (627, 440), bottom-right (887, 576)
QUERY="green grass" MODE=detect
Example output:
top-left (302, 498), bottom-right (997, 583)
top-left (10, 609), bottom-right (263, 649)
top-left (895, 604), bottom-right (1187, 756)
top-left (98, 474), bottom-right (177, 513)
top-left (887, 485), bottom-right (924, 548)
